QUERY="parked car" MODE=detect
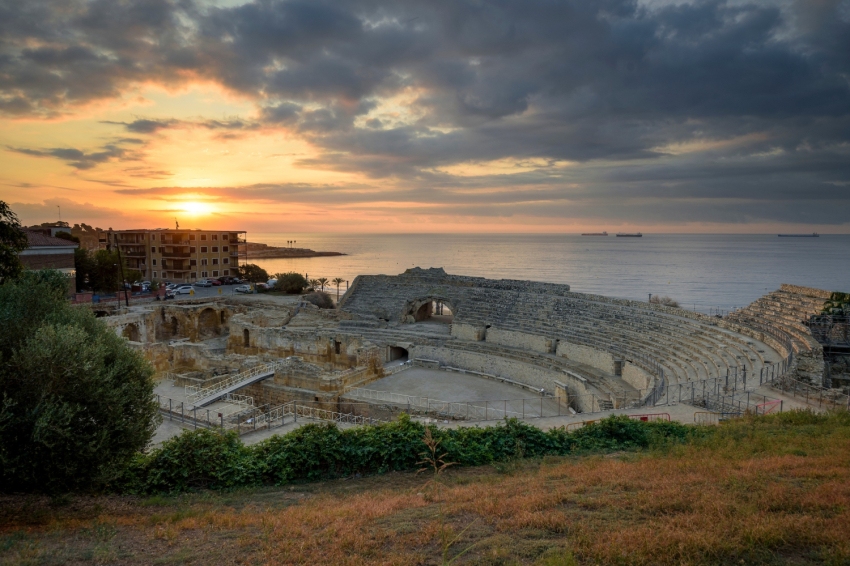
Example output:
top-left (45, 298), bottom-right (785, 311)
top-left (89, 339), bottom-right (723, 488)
top-left (210, 279), bottom-right (222, 286)
top-left (234, 284), bottom-right (252, 294)
top-left (194, 279), bottom-right (213, 287)
top-left (218, 276), bottom-right (238, 285)
top-left (255, 282), bottom-right (269, 290)
top-left (267, 278), bottom-right (278, 288)
top-left (174, 284), bottom-right (194, 294)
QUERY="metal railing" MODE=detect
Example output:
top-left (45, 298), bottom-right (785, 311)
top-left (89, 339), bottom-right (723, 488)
top-left (771, 375), bottom-right (850, 411)
top-left (185, 362), bottom-right (279, 403)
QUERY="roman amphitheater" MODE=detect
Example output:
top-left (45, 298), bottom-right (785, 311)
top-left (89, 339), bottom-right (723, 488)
top-left (96, 268), bottom-right (849, 442)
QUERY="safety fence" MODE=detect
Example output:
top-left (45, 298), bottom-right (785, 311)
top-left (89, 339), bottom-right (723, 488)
top-left (156, 395), bottom-right (387, 436)
top-left (771, 375), bottom-right (850, 411)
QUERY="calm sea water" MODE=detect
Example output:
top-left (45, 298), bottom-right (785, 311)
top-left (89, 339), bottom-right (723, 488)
top-left (248, 233), bottom-right (850, 314)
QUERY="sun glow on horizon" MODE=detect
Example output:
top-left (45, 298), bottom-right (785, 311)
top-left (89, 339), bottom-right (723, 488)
top-left (179, 200), bottom-right (215, 215)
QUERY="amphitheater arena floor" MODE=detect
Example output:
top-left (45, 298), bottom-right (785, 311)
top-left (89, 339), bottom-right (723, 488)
top-left (366, 367), bottom-right (544, 401)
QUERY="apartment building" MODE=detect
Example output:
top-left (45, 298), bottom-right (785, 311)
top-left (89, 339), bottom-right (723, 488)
top-left (109, 229), bottom-right (246, 283)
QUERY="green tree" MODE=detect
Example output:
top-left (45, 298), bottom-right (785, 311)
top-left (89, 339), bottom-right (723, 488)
top-left (275, 272), bottom-right (308, 294)
top-left (74, 249), bottom-right (142, 293)
top-left (0, 201), bottom-right (28, 284)
top-left (238, 263), bottom-right (270, 283)
top-left (332, 277), bottom-right (345, 301)
top-left (0, 271), bottom-right (159, 493)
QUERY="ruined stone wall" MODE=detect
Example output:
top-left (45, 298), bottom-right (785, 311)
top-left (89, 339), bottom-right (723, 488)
top-left (621, 362), bottom-right (652, 391)
top-left (102, 309), bottom-right (156, 343)
top-left (780, 284), bottom-right (834, 299)
top-left (557, 342), bottom-right (615, 374)
top-left (485, 327), bottom-right (554, 353)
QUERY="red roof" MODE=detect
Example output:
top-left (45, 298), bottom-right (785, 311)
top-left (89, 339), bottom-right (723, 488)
top-left (23, 229), bottom-right (80, 248)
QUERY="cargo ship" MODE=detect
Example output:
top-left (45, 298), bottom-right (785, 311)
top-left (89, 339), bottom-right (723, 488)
top-left (616, 232), bottom-right (642, 237)
top-left (778, 233), bottom-right (819, 237)
top-left (581, 231), bottom-right (608, 236)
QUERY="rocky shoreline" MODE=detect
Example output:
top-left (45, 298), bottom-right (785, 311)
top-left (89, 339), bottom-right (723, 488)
top-left (239, 242), bottom-right (346, 259)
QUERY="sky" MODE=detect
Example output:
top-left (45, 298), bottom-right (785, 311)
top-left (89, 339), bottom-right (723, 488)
top-left (1, 0), bottom-right (849, 233)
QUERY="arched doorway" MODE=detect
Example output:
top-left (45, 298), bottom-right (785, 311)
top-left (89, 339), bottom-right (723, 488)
top-left (198, 308), bottom-right (221, 339)
top-left (406, 297), bottom-right (455, 324)
top-left (389, 346), bottom-right (408, 362)
top-left (122, 323), bottom-right (140, 342)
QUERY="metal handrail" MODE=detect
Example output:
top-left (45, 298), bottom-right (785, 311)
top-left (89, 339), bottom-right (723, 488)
top-left (186, 362), bottom-right (279, 403)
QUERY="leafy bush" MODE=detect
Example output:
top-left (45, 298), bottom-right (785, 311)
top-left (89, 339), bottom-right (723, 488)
top-left (302, 291), bottom-right (334, 309)
top-left (649, 295), bottom-right (680, 308)
top-left (274, 272), bottom-right (308, 294)
top-left (120, 415), bottom-right (695, 494)
top-left (238, 263), bottom-right (269, 283)
top-left (0, 271), bottom-right (159, 493)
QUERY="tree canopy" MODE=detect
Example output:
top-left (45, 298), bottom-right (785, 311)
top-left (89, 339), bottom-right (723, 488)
top-left (275, 272), bottom-right (308, 294)
top-left (238, 263), bottom-right (269, 283)
top-left (74, 248), bottom-right (142, 293)
top-left (0, 201), bottom-right (28, 283)
top-left (0, 270), bottom-right (159, 493)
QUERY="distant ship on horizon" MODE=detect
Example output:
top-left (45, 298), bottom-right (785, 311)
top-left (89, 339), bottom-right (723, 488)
top-left (778, 233), bottom-right (819, 237)
top-left (616, 232), bottom-right (643, 237)
top-left (581, 231), bottom-right (608, 236)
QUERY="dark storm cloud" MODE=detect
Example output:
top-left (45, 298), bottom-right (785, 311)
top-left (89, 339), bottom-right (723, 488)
top-left (2, 0), bottom-right (849, 224)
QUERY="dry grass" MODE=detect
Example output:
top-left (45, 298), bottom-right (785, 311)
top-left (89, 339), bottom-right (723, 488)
top-left (2, 413), bottom-right (850, 565)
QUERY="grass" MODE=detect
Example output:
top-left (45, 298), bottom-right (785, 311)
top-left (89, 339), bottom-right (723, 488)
top-left (2, 411), bottom-right (850, 565)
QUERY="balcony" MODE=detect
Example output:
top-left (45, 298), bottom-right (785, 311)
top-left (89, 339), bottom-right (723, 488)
top-left (161, 251), bottom-right (192, 258)
top-left (162, 240), bottom-right (191, 246)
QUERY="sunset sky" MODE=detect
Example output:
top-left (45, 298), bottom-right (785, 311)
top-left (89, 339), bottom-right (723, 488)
top-left (1, 0), bottom-right (848, 233)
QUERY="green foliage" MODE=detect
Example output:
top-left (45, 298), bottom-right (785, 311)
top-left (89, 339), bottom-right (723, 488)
top-left (120, 415), bottom-right (697, 495)
top-left (74, 248), bottom-right (141, 293)
top-left (0, 272), bottom-right (159, 493)
top-left (822, 292), bottom-right (850, 316)
top-left (237, 263), bottom-right (269, 283)
top-left (274, 272), bottom-right (308, 294)
top-left (302, 291), bottom-right (334, 308)
top-left (0, 200), bottom-right (28, 284)
top-left (124, 429), bottom-right (261, 493)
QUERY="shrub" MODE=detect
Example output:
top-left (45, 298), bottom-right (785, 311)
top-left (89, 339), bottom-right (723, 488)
top-left (650, 295), bottom-right (680, 308)
top-left (0, 271), bottom-right (159, 493)
top-left (238, 263), bottom-right (269, 283)
top-left (302, 291), bottom-right (334, 309)
top-left (274, 272), bottom-right (308, 294)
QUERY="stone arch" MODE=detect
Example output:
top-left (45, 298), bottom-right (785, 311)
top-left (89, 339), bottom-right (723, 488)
top-left (243, 328), bottom-right (250, 347)
top-left (402, 296), bottom-right (456, 324)
top-left (122, 323), bottom-right (140, 342)
top-left (388, 346), bottom-right (408, 361)
top-left (198, 307), bottom-right (221, 339)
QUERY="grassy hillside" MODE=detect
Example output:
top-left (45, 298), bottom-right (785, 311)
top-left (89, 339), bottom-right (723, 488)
top-left (2, 411), bottom-right (850, 565)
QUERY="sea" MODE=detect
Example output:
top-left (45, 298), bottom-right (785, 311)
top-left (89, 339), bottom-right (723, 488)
top-left (247, 233), bottom-right (850, 315)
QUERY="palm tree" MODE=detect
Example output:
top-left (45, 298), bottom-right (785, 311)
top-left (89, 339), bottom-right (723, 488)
top-left (317, 277), bottom-right (329, 292)
top-left (332, 277), bottom-right (345, 300)
top-left (309, 278), bottom-right (320, 290)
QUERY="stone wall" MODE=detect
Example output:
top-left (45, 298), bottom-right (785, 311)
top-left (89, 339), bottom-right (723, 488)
top-left (486, 327), bottom-right (554, 353)
top-left (556, 341), bottom-right (614, 374)
top-left (622, 362), bottom-right (652, 391)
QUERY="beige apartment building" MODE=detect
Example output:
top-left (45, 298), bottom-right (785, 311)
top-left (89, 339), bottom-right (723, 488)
top-left (109, 229), bottom-right (246, 283)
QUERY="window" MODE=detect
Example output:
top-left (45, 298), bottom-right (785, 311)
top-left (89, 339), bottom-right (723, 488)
top-left (153, 271), bottom-right (157, 278)
top-left (191, 272), bottom-right (197, 279)
top-left (152, 259), bottom-right (157, 266)
top-left (202, 271), bottom-right (208, 278)
top-left (162, 260), bottom-right (168, 268)
top-left (222, 246), bottom-right (229, 252)
top-left (190, 259), bottom-right (197, 266)
top-left (201, 259), bottom-right (208, 266)
top-left (212, 258), bottom-right (218, 265)
top-left (200, 235), bottom-right (207, 241)
top-left (159, 247), bottom-right (163, 253)
top-left (200, 246), bottom-right (207, 253)
top-left (223, 258), bottom-right (229, 264)
top-left (212, 234), bottom-right (218, 240)
top-left (190, 247), bottom-right (196, 253)
top-left (212, 270), bottom-right (219, 277)
top-left (212, 246), bottom-right (218, 252)
top-left (151, 234), bottom-right (156, 241)
top-left (151, 246), bottom-right (155, 252)
top-left (226, 269), bottom-right (232, 275)
top-left (189, 234), bottom-right (195, 240)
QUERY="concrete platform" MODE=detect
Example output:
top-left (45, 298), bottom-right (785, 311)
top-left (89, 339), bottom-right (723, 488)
top-left (367, 367), bottom-right (542, 401)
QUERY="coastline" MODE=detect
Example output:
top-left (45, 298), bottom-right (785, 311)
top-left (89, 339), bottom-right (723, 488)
top-left (239, 242), bottom-right (346, 259)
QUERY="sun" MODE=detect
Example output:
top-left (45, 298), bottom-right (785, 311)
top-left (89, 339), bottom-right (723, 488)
top-left (180, 201), bottom-right (214, 215)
